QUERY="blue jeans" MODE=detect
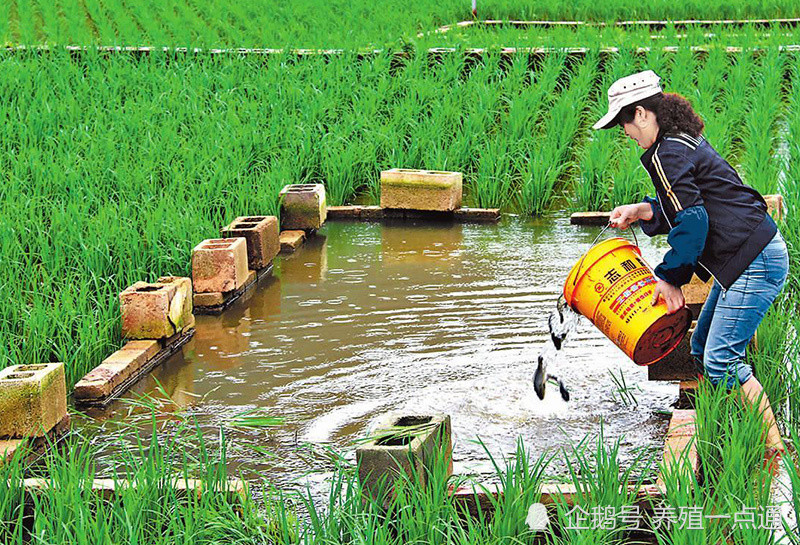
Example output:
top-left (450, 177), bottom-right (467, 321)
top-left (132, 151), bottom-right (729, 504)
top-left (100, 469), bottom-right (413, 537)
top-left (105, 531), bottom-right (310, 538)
top-left (690, 232), bottom-right (789, 388)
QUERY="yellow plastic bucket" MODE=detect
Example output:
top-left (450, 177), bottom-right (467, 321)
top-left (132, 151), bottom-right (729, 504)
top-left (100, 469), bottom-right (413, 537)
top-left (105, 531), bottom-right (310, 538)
top-left (563, 237), bottom-right (691, 365)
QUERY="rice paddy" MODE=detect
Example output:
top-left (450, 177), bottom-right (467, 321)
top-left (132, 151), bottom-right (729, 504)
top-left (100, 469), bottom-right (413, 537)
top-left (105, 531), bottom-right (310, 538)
top-left (1, 1), bottom-right (799, 543)
top-left (4, 1), bottom-right (800, 48)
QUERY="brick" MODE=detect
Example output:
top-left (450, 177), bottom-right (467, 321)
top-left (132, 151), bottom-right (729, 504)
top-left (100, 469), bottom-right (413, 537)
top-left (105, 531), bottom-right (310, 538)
top-left (0, 363), bottom-right (67, 438)
top-left (279, 184), bottom-right (327, 230)
top-left (74, 341), bottom-right (159, 400)
top-left (356, 413), bottom-right (452, 503)
top-left (360, 206), bottom-right (385, 220)
top-left (279, 230), bottom-right (306, 252)
top-left (657, 409), bottom-right (699, 486)
top-left (326, 205), bottom-right (362, 219)
top-left (193, 292), bottom-right (225, 307)
top-left (569, 211), bottom-right (611, 225)
top-left (156, 276), bottom-right (194, 332)
top-left (221, 216), bottom-right (279, 270)
top-left (192, 238), bottom-right (249, 294)
top-left (380, 169), bottom-right (462, 212)
top-left (764, 194), bottom-right (784, 221)
top-left (454, 207), bottom-right (501, 222)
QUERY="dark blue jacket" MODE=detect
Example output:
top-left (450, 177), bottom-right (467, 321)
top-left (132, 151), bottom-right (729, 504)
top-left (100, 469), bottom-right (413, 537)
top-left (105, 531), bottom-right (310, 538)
top-left (638, 131), bottom-right (777, 290)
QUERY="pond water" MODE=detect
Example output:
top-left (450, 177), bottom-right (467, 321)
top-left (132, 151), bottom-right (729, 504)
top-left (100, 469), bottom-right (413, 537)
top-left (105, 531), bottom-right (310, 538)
top-left (80, 212), bottom-right (680, 494)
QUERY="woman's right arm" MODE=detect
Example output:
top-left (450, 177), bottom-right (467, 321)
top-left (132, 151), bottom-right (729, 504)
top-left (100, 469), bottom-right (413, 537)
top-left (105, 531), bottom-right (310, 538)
top-left (609, 202), bottom-right (654, 229)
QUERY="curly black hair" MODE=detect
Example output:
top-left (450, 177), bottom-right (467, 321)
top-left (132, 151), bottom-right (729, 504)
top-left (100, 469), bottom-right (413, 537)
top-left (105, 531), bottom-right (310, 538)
top-left (614, 92), bottom-right (704, 138)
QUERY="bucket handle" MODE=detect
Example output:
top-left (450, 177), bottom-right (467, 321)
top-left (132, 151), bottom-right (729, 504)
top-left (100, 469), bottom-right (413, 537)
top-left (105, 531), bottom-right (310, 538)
top-left (571, 221), bottom-right (640, 287)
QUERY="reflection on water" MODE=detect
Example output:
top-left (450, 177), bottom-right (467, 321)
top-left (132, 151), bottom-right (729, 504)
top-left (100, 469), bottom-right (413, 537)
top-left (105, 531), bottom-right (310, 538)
top-left (80, 212), bottom-right (679, 495)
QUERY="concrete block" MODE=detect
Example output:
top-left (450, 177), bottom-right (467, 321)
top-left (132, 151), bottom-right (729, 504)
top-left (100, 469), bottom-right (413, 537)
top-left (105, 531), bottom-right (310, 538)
top-left (356, 413), bottom-right (452, 502)
top-left (279, 184), bottom-right (327, 230)
top-left (156, 276), bottom-right (194, 332)
top-left (120, 281), bottom-right (179, 339)
top-left (192, 238), bottom-right (249, 294)
top-left (1, 414), bottom-right (70, 464)
top-left (0, 363), bottom-right (67, 438)
top-left (74, 341), bottom-right (160, 401)
top-left (193, 292), bottom-right (225, 307)
top-left (221, 216), bottom-right (279, 270)
top-left (764, 194), bottom-right (784, 221)
top-left (380, 169), bottom-right (462, 212)
top-left (279, 230), bottom-right (306, 253)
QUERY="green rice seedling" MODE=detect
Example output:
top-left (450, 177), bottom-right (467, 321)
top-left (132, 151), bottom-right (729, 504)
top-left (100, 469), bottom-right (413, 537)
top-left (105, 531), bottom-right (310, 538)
top-left (518, 52), bottom-right (597, 215)
top-left (717, 49), bottom-right (758, 164)
top-left (0, 447), bottom-right (26, 544)
top-left (609, 144), bottom-right (649, 207)
top-left (692, 377), bottom-right (779, 543)
top-left (608, 368), bottom-right (640, 408)
top-left (8, 418), bottom-right (272, 545)
top-left (749, 304), bottom-right (796, 428)
top-left (783, 429), bottom-right (800, 543)
top-left (476, 437), bottom-right (550, 538)
top-left (574, 132), bottom-right (612, 211)
top-left (740, 47), bottom-right (786, 194)
top-left (9, 0), bottom-right (800, 47)
top-left (545, 423), bottom-right (651, 544)
top-left (650, 445), bottom-right (726, 545)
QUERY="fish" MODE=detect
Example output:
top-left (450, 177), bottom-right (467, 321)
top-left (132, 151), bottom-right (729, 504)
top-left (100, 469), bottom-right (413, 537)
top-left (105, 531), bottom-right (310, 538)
top-left (532, 359), bottom-right (570, 402)
top-left (533, 355), bottom-right (547, 400)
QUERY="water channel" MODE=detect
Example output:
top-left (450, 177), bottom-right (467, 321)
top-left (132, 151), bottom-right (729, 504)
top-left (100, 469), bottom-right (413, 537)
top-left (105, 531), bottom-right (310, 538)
top-left (80, 211), bottom-right (680, 496)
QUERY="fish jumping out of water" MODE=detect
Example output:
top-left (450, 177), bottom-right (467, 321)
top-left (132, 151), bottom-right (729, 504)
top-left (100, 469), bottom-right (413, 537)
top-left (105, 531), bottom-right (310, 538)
top-left (532, 355), bottom-right (570, 402)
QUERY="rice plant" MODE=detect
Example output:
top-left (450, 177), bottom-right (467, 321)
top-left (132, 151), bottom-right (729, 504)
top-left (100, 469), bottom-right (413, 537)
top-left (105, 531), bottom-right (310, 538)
top-left (546, 423), bottom-right (652, 544)
top-left (739, 47), bottom-right (786, 194)
top-left (0, 420), bottom-right (271, 544)
top-left (6, 1), bottom-right (800, 48)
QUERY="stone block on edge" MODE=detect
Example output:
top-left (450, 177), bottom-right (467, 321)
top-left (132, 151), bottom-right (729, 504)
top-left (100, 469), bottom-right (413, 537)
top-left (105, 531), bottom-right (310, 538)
top-left (120, 280), bottom-right (191, 340)
top-left (73, 341), bottom-right (160, 401)
top-left (0, 363), bottom-right (67, 438)
top-left (380, 168), bottom-right (462, 212)
top-left (356, 413), bottom-right (452, 503)
top-left (192, 238), bottom-right (249, 294)
top-left (279, 184), bottom-right (327, 230)
top-left (221, 216), bottom-right (279, 270)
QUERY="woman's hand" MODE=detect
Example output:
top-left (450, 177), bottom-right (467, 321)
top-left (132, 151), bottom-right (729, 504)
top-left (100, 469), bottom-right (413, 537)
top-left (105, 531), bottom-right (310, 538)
top-left (652, 279), bottom-right (685, 314)
top-left (609, 203), bottom-right (653, 229)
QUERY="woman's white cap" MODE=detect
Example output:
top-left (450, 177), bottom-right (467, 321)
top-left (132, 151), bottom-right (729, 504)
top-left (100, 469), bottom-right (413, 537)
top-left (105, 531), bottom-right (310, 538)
top-left (592, 70), bottom-right (663, 130)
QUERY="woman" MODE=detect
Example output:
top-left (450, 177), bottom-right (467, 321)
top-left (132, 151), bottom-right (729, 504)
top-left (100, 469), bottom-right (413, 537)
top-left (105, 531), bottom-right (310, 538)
top-left (594, 70), bottom-right (789, 466)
